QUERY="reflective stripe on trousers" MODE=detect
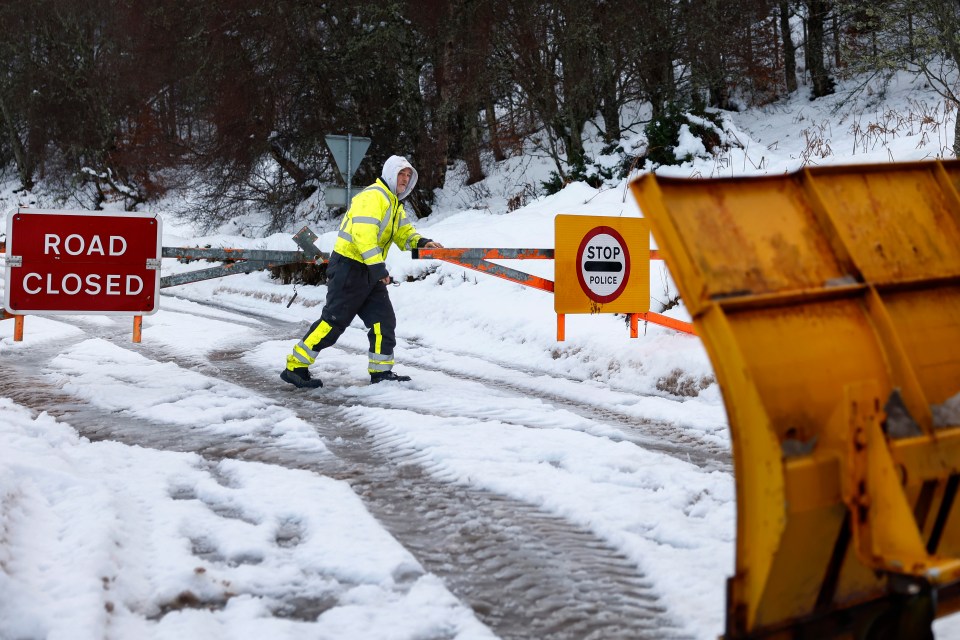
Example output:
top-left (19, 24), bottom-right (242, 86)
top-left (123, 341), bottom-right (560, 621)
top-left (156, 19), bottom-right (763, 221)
top-left (284, 253), bottom-right (397, 373)
top-left (367, 322), bottom-right (395, 373)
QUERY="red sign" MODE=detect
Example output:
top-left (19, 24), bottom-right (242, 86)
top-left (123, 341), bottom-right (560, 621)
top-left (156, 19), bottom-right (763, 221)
top-left (4, 208), bottom-right (162, 315)
top-left (575, 226), bottom-right (631, 303)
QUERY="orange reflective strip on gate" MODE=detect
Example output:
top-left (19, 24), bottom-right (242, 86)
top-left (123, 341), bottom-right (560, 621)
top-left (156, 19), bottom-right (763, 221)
top-left (417, 247), bottom-right (555, 293)
top-left (415, 235), bottom-right (695, 338)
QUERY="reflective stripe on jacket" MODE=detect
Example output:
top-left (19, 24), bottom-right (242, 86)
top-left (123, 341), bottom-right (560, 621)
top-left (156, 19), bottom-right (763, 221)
top-left (332, 179), bottom-right (422, 274)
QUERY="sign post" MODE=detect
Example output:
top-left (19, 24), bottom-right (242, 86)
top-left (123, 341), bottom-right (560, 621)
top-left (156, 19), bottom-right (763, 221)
top-left (554, 215), bottom-right (650, 338)
top-left (4, 208), bottom-right (162, 320)
top-left (324, 134), bottom-right (372, 207)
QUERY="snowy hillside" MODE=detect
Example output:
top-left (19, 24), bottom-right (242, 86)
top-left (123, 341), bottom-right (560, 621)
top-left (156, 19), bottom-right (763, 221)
top-left (2, 72), bottom-right (960, 639)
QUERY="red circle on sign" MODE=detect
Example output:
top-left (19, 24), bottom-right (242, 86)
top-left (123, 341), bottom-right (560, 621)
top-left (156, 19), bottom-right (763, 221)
top-left (576, 225), bottom-right (630, 303)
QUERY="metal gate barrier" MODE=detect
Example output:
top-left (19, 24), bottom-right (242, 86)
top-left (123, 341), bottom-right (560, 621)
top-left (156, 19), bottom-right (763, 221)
top-left (4, 222), bottom-right (694, 341)
top-left (413, 246), bottom-right (695, 338)
top-left (0, 227), bottom-right (327, 342)
top-left (632, 161), bottom-right (960, 639)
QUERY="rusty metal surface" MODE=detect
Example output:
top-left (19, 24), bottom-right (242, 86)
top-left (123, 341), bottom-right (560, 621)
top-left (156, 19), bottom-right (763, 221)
top-left (160, 227), bottom-right (328, 288)
top-left (631, 161), bottom-right (960, 639)
top-left (292, 226), bottom-right (327, 261)
top-left (161, 247), bottom-right (318, 264)
top-left (416, 247), bottom-right (554, 261)
top-left (415, 247), bottom-right (555, 293)
top-left (160, 261), bottom-right (272, 288)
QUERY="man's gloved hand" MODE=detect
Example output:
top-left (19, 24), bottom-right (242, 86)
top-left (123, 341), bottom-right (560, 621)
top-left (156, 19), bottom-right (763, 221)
top-left (423, 241), bottom-right (443, 248)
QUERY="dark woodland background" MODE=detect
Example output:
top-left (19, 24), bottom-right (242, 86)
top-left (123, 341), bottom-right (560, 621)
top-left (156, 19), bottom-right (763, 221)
top-left (1, 0), bottom-right (958, 229)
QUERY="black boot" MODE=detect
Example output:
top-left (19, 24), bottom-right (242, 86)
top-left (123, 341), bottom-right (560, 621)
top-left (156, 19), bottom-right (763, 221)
top-left (281, 367), bottom-right (323, 389)
top-left (370, 371), bottom-right (412, 384)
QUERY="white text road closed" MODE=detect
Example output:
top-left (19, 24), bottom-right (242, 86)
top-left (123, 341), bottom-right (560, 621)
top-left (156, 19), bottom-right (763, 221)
top-left (577, 226), bottom-right (630, 303)
top-left (4, 209), bottom-right (162, 315)
top-left (21, 273), bottom-right (144, 296)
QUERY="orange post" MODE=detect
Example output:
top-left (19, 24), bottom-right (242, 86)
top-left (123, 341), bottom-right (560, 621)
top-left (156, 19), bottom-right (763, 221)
top-left (630, 313), bottom-right (638, 337)
top-left (557, 314), bottom-right (565, 341)
top-left (636, 311), bottom-right (695, 335)
top-left (133, 315), bottom-right (142, 343)
top-left (14, 315), bottom-right (24, 342)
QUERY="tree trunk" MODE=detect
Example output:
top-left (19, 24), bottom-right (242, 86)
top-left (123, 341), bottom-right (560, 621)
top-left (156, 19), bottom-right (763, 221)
top-left (464, 110), bottom-right (485, 185)
top-left (417, 33), bottom-right (455, 194)
top-left (636, 2), bottom-right (677, 119)
top-left (596, 41), bottom-right (621, 145)
top-left (269, 142), bottom-right (307, 186)
top-left (805, 0), bottom-right (835, 98)
top-left (484, 99), bottom-right (506, 162)
top-left (432, 37), bottom-right (456, 190)
top-left (0, 94), bottom-right (33, 190)
top-left (832, 12), bottom-right (840, 68)
top-left (702, 48), bottom-right (730, 109)
top-left (779, 1), bottom-right (798, 93)
top-left (953, 105), bottom-right (960, 157)
top-left (564, 112), bottom-right (585, 167)
top-left (907, 11), bottom-right (914, 60)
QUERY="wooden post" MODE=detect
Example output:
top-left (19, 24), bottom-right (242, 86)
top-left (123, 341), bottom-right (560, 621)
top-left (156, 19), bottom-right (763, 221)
top-left (630, 313), bottom-right (638, 338)
top-left (133, 315), bottom-right (142, 343)
top-left (14, 315), bottom-right (24, 342)
top-left (557, 314), bottom-right (565, 341)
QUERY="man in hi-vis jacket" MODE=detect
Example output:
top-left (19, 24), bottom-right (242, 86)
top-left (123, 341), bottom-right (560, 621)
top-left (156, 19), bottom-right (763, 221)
top-left (281, 155), bottom-right (442, 388)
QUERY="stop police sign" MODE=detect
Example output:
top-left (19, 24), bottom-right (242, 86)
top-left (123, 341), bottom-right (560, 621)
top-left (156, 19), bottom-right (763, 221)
top-left (577, 226), bottom-right (630, 303)
top-left (554, 215), bottom-right (649, 314)
top-left (4, 208), bottom-right (162, 315)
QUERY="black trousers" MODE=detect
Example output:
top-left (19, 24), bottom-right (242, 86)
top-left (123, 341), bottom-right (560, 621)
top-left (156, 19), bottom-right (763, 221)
top-left (297, 253), bottom-right (397, 371)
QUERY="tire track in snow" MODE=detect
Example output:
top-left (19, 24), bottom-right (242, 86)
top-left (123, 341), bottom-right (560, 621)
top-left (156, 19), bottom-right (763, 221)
top-left (5, 302), bottom-right (706, 638)
top-left (3, 319), bottom-right (690, 638)
top-left (201, 347), bottom-right (691, 640)
top-left (165, 291), bottom-right (729, 471)
top-left (397, 337), bottom-right (730, 472)
top-left (0, 321), bottom-right (340, 474)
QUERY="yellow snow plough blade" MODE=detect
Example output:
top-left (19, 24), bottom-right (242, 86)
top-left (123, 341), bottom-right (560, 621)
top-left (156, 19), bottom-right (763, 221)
top-left (631, 161), bottom-right (960, 639)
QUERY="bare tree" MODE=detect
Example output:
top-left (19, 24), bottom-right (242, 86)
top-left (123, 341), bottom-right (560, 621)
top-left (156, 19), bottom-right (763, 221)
top-left (631, 1), bottom-right (682, 118)
top-left (780, 1), bottom-right (799, 92)
top-left (837, 0), bottom-right (960, 154)
top-left (11, 0), bottom-right (960, 225)
top-left (804, 0), bottom-right (837, 97)
top-left (913, 0), bottom-right (960, 154)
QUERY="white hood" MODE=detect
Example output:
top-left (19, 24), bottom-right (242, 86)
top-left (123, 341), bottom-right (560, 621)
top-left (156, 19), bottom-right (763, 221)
top-left (381, 155), bottom-right (418, 200)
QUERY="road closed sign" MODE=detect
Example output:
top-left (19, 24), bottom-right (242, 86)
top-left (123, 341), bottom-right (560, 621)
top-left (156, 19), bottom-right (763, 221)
top-left (4, 208), bottom-right (162, 315)
top-left (555, 215), bottom-right (649, 314)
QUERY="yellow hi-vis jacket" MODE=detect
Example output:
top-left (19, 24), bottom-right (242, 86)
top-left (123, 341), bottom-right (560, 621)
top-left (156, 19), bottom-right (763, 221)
top-left (332, 178), bottom-right (424, 281)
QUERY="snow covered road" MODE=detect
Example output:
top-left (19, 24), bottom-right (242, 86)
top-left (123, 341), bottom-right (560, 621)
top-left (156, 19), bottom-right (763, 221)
top-left (1, 278), bottom-right (732, 639)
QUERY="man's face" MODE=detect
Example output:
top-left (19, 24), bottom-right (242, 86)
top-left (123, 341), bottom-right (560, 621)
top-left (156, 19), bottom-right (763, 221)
top-left (397, 168), bottom-right (413, 193)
